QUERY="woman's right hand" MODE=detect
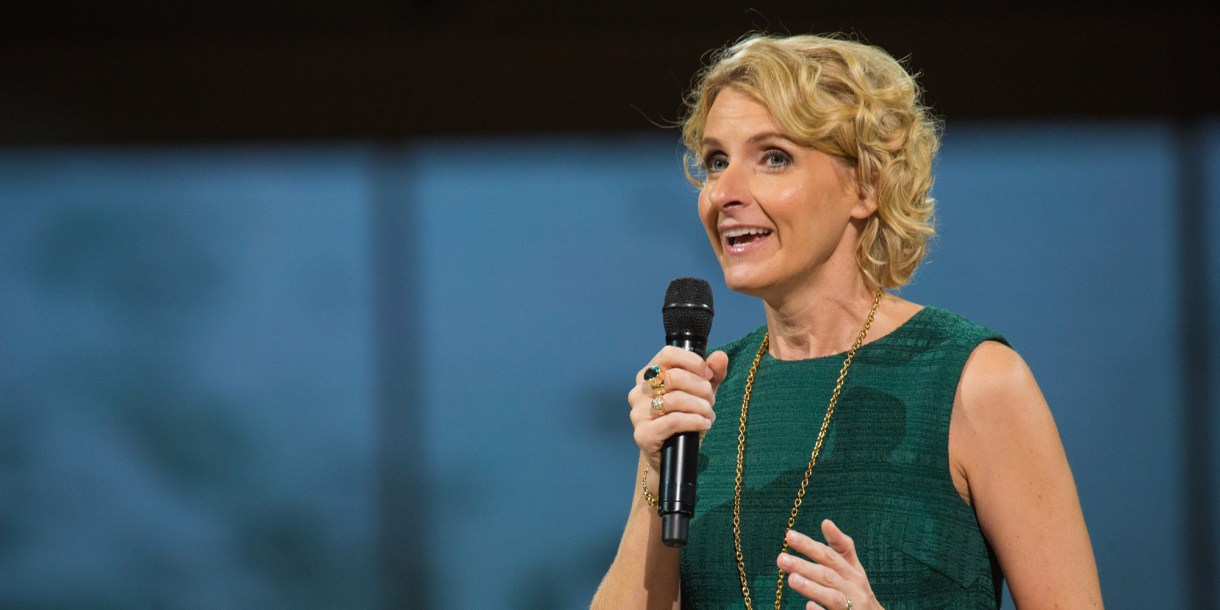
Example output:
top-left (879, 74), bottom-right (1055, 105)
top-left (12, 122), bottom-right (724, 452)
top-left (628, 347), bottom-right (730, 473)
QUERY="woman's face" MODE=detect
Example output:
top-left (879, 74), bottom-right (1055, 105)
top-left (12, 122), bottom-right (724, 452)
top-left (697, 88), bottom-right (875, 301)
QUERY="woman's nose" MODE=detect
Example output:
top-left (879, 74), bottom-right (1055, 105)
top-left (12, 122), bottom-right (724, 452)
top-left (706, 163), bottom-right (748, 209)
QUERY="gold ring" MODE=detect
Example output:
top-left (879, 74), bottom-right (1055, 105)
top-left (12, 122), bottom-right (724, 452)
top-left (843, 595), bottom-right (853, 610)
top-left (644, 365), bottom-right (666, 396)
top-left (651, 396), bottom-right (666, 416)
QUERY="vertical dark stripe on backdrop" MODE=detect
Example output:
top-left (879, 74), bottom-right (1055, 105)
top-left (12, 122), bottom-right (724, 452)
top-left (1176, 121), bottom-right (1215, 608)
top-left (373, 146), bottom-right (433, 609)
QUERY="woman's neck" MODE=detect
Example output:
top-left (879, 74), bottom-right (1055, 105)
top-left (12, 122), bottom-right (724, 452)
top-left (761, 275), bottom-right (884, 361)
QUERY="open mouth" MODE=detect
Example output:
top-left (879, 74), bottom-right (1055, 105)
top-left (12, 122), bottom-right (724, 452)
top-left (723, 227), bottom-right (772, 249)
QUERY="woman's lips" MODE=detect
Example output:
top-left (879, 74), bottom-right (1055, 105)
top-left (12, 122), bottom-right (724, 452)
top-left (722, 226), bottom-right (773, 254)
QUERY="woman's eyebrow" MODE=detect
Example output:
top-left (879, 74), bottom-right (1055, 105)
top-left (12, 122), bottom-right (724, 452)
top-left (701, 131), bottom-right (796, 150)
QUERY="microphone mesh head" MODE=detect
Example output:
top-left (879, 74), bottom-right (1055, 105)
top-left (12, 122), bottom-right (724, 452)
top-left (663, 277), bottom-right (714, 339)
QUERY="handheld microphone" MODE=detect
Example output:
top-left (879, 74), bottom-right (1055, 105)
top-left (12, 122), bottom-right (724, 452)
top-left (658, 277), bottom-right (714, 547)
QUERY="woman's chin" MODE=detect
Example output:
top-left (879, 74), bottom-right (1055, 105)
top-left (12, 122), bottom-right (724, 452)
top-left (721, 272), bottom-right (772, 298)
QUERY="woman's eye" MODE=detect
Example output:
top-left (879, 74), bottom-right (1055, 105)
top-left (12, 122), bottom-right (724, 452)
top-left (704, 154), bottom-right (728, 173)
top-left (763, 150), bottom-right (792, 167)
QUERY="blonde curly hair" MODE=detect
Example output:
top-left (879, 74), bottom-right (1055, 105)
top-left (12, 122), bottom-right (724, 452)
top-left (681, 33), bottom-right (940, 290)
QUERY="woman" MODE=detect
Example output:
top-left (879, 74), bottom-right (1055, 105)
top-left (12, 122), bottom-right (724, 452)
top-left (593, 33), bottom-right (1102, 609)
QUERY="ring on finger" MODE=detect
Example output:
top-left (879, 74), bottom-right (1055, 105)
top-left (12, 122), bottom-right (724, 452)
top-left (843, 594), bottom-right (853, 610)
top-left (644, 365), bottom-right (666, 396)
top-left (650, 396), bottom-right (666, 416)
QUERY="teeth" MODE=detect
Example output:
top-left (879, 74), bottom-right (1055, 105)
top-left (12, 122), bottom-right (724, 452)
top-left (722, 227), bottom-right (771, 239)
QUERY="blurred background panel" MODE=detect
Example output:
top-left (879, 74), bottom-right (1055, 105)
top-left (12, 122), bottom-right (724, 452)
top-left (0, 149), bottom-right (381, 608)
top-left (0, 2), bottom-right (1217, 608)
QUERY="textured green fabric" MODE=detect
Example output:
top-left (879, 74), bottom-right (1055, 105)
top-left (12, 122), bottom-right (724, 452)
top-left (680, 306), bottom-right (1006, 609)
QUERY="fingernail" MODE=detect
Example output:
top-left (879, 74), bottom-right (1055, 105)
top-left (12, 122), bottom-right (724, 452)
top-left (703, 417), bottom-right (714, 428)
top-left (778, 554), bottom-right (793, 568)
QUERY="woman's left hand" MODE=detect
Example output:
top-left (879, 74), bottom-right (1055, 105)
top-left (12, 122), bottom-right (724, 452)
top-left (777, 519), bottom-right (884, 610)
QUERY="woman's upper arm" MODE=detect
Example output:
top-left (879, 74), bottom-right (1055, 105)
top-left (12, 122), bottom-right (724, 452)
top-left (951, 341), bottom-right (1103, 608)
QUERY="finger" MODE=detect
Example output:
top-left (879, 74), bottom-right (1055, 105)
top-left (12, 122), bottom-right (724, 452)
top-left (627, 385), bottom-right (715, 423)
top-left (784, 568), bottom-right (850, 610)
top-left (778, 550), bottom-right (847, 592)
top-left (821, 519), bottom-right (865, 573)
top-left (637, 346), bottom-right (718, 383)
top-left (786, 528), bottom-right (861, 580)
top-left (706, 350), bottom-right (730, 386)
top-left (651, 391), bottom-right (715, 420)
top-left (645, 366), bottom-right (714, 402)
top-left (627, 388), bottom-right (655, 430)
top-left (633, 412), bottom-right (713, 453)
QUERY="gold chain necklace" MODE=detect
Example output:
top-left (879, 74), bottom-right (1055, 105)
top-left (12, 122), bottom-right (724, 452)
top-left (732, 289), bottom-right (882, 610)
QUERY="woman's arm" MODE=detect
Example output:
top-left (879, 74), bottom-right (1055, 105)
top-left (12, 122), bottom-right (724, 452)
top-left (591, 455), bottom-right (682, 610)
top-left (592, 348), bottom-right (728, 609)
top-left (951, 341), bottom-right (1103, 607)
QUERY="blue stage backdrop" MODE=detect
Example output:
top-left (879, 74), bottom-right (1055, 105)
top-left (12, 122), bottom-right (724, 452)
top-left (0, 120), bottom-right (1216, 608)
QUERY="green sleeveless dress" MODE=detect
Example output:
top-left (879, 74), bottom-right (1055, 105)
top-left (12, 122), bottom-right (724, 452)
top-left (680, 306), bottom-right (1006, 609)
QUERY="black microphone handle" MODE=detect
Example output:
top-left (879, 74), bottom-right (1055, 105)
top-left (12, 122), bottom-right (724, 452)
top-left (658, 334), bottom-right (707, 547)
top-left (659, 432), bottom-right (699, 546)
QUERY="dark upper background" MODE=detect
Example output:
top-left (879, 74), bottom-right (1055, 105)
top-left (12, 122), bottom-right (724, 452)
top-left (2, 0), bottom-right (1217, 145)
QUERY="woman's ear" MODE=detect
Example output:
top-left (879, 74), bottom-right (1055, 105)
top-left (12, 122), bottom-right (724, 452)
top-left (849, 172), bottom-right (879, 220)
